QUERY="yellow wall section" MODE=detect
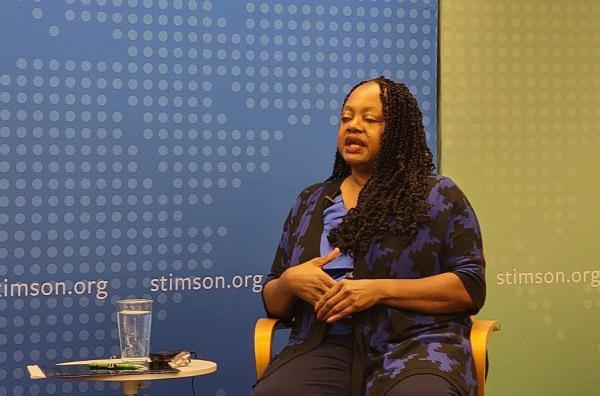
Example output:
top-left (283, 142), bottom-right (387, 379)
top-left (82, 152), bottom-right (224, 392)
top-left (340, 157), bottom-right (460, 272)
top-left (440, 1), bottom-right (599, 394)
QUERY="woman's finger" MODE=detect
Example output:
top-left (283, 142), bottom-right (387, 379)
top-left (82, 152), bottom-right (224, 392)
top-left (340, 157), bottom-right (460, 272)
top-left (313, 248), bottom-right (340, 267)
top-left (315, 288), bottom-right (347, 320)
top-left (322, 300), bottom-right (351, 323)
top-left (314, 282), bottom-right (342, 312)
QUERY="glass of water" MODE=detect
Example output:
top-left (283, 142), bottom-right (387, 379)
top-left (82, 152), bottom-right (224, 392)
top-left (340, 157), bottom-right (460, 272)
top-left (116, 299), bottom-right (153, 362)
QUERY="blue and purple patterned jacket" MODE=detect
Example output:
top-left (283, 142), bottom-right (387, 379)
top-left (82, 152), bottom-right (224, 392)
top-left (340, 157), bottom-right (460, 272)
top-left (260, 175), bottom-right (486, 396)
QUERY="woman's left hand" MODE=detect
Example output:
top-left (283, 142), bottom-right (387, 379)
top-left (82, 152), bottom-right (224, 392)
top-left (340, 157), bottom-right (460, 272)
top-left (314, 279), bottom-right (380, 323)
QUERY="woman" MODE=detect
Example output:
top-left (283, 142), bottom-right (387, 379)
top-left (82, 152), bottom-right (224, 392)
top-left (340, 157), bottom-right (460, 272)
top-left (252, 77), bottom-right (485, 396)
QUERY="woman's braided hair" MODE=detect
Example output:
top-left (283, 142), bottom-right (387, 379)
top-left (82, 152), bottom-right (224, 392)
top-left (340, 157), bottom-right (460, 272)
top-left (328, 77), bottom-right (435, 256)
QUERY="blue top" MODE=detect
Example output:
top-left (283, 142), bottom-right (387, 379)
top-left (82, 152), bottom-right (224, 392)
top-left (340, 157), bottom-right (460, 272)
top-left (319, 193), bottom-right (353, 335)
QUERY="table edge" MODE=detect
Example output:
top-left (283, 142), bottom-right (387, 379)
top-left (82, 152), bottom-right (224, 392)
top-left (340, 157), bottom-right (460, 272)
top-left (27, 359), bottom-right (217, 382)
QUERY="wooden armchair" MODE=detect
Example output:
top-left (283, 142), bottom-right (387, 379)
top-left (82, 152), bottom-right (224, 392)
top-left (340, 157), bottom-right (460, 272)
top-left (254, 317), bottom-right (500, 396)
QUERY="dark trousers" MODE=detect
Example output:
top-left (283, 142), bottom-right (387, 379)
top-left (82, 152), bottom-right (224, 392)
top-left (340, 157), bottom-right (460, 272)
top-left (251, 335), bottom-right (461, 396)
top-left (385, 374), bottom-right (461, 396)
top-left (252, 335), bottom-right (353, 396)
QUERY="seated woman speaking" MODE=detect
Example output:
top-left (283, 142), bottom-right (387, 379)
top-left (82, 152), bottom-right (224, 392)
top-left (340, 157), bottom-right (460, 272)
top-left (252, 77), bottom-right (485, 396)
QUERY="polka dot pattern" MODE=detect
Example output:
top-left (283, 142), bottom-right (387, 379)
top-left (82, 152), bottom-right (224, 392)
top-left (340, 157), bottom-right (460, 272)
top-left (19, 0), bottom-right (438, 148)
top-left (441, 1), bottom-right (600, 394)
top-left (1, 1), bottom-right (437, 394)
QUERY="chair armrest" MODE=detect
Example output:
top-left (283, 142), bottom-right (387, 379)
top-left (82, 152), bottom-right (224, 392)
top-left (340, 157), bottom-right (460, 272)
top-left (470, 319), bottom-right (500, 396)
top-left (254, 318), bottom-right (282, 379)
top-left (255, 316), bottom-right (501, 390)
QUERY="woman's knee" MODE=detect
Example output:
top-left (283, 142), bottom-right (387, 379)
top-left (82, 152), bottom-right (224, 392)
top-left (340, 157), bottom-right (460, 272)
top-left (251, 378), bottom-right (288, 396)
top-left (385, 374), bottom-right (461, 396)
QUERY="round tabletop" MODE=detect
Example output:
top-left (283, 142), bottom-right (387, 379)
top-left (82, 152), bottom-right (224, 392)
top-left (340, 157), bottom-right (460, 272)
top-left (28, 358), bottom-right (217, 382)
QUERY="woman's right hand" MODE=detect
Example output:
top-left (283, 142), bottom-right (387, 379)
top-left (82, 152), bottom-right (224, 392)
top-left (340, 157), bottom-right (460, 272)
top-left (280, 248), bottom-right (340, 306)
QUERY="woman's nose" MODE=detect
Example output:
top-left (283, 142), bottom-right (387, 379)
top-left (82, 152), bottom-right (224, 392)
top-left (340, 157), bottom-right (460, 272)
top-left (347, 116), bottom-right (362, 131)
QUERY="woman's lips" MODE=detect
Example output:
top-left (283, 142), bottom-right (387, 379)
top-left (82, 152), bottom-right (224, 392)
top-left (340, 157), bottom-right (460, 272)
top-left (344, 136), bottom-right (366, 153)
top-left (345, 143), bottom-right (363, 153)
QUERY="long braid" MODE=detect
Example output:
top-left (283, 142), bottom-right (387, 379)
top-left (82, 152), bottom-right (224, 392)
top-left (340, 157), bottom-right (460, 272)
top-left (328, 77), bottom-right (434, 256)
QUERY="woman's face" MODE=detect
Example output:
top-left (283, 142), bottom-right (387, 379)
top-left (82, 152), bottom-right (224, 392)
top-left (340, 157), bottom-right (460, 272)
top-left (337, 82), bottom-right (385, 175)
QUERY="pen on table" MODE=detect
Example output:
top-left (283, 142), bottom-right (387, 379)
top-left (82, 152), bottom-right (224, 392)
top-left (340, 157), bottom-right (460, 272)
top-left (89, 362), bottom-right (144, 370)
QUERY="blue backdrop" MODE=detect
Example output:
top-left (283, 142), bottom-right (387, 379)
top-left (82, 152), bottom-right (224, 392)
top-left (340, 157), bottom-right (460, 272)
top-left (0, 1), bottom-right (438, 394)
